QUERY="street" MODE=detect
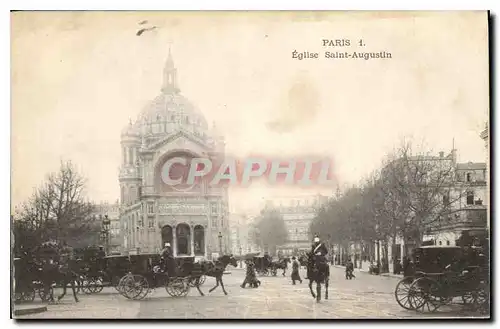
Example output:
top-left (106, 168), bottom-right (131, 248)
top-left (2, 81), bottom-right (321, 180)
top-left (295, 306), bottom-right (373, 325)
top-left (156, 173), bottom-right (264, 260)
top-left (16, 266), bottom-right (485, 319)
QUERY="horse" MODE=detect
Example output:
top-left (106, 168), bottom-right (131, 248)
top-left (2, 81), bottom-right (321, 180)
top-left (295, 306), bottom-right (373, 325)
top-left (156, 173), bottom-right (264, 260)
top-left (188, 254), bottom-right (238, 296)
top-left (39, 259), bottom-right (80, 303)
top-left (271, 257), bottom-right (291, 276)
top-left (306, 252), bottom-right (330, 303)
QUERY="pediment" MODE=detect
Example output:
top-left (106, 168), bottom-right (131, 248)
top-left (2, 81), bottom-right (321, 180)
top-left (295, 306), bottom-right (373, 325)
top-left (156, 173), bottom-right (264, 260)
top-left (148, 129), bottom-right (210, 153)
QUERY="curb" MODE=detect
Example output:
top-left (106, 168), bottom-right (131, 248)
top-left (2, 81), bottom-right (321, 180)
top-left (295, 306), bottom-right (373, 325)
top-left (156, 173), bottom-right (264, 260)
top-left (14, 305), bottom-right (48, 317)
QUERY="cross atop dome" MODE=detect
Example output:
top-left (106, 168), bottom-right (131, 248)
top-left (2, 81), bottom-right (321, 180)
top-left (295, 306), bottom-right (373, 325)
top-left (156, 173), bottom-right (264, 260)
top-left (162, 43), bottom-right (180, 95)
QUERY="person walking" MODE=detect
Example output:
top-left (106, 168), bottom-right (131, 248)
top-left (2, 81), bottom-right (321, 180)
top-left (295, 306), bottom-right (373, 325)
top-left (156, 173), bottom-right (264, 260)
top-left (291, 256), bottom-right (302, 285)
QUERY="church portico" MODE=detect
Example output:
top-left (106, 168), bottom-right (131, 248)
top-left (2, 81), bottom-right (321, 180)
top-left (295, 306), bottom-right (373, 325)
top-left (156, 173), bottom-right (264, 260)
top-left (119, 48), bottom-right (230, 259)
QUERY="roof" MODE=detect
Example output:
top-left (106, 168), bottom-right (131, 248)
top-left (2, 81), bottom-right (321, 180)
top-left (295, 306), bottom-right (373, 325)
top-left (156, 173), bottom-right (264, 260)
top-left (456, 162), bottom-right (487, 171)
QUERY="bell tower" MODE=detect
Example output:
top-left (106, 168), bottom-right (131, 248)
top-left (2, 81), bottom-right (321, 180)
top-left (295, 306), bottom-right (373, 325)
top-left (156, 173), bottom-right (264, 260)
top-left (161, 47), bottom-right (180, 95)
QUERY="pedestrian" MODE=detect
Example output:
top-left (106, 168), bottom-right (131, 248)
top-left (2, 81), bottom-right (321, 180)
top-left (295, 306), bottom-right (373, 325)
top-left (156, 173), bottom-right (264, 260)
top-left (241, 260), bottom-right (260, 288)
top-left (291, 256), bottom-right (302, 285)
top-left (346, 257), bottom-right (355, 279)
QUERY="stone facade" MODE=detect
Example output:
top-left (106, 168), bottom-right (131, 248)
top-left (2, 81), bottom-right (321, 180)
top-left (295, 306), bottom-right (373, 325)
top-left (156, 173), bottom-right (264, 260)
top-left (119, 49), bottom-right (230, 260)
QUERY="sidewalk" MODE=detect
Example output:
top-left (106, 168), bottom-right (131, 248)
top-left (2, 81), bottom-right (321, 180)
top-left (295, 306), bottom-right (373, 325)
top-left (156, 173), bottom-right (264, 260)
top-left (12, 302), bottom-right (48, 317)
top-left (332, 264), bottom-right (404, 279)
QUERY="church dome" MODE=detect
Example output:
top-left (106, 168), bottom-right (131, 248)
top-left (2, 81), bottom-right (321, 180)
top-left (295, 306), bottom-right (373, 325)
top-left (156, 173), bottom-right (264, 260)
top-left (132, 49), bottom-right (209, 141)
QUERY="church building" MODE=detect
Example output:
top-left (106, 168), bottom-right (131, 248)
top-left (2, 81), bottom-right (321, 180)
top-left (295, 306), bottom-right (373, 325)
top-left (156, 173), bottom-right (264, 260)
top-left (119, 49), bottom-right (230, 260)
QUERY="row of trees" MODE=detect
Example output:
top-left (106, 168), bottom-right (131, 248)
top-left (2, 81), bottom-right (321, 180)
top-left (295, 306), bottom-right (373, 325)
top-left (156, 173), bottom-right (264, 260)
top-left (310, 140), bottom-right (469, 266)
top-left (13, 161), bottom-right (101, 255)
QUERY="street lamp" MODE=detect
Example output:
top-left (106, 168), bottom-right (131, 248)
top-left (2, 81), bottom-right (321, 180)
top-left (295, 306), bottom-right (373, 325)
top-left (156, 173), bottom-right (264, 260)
top-left (101, 215), bottom-right (111, 255)
top-left (218, 231), bottom-right (223, 256)
top-left (239, 246), bottom-right (242, 268)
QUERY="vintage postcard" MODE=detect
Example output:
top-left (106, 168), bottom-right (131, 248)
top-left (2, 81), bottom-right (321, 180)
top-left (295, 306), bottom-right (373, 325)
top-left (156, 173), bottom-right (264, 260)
top-left (11, 11), bottom-right (490, 319)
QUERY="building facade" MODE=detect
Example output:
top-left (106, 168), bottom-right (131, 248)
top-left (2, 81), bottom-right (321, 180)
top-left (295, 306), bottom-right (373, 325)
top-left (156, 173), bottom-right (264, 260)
top-left (263, 194), bottom-right (329, 255)
top-left (119, 49), bottom-right (230, 260)
top-left (376, 149), bottom-right (488, 272)
top-left (229, 213), bottom-right (251, 257)
top-left (424, 161), bottom-right (487, 246)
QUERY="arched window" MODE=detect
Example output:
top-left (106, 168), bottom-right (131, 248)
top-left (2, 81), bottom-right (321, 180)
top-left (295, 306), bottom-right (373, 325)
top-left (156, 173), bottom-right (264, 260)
top-left (466, 173), bottom-right (471, 182)
top-left (176, 224), bottom-right (191, 255)
top-left (194, 225), bottom-right (205, 256)
top-left (161, 225), bottom-right (173, 249)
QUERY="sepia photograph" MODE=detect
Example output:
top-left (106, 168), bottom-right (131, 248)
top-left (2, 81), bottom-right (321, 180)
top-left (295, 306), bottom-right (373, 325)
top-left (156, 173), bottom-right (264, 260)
top-left (10, 10), bottom-right (490, 319)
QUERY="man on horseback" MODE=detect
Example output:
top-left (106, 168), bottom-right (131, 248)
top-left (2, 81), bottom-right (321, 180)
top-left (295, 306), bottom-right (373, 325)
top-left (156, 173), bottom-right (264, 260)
top-left (306, 235), bottom-right (328, 279)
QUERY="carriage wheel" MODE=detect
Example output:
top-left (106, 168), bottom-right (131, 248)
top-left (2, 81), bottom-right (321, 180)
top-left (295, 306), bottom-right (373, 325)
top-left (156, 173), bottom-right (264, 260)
top-left (175, 278), bottom-right (190, 297)
top-left (23, 287), bottom-right (36, 302)
top-left (88, 279), bottom-right (98, 294)
top-left (166, 278), bottom-right (189, 297)
top-left (15, 292), bottom-right (23, 302)
top-left (15, 286), bottom-right (35, 303)
top-left (92, 278), bottom-right (104, 293)
top-left (131, 276), bottom-right (150, 300)
top-left (464, 281), bottom-right (489, 313)
top-left (410, 277), bottom-right (442, 313)
top-left (120, 275), bottom-right (139, 299)
top-left (38, 287), bottom-right (54, 302)
top-left (165, 279), bottom-right (180, 297)
top-left (123, 275), bottom-right (148, 300)
top-left (395, 277), bottom-right (416, 310)
top-left (271, 268), bottom-right (278, 276)
top-left (82, 279), bottom-right (93, 294)
top-left (117, 274), bottom-right (135, 296)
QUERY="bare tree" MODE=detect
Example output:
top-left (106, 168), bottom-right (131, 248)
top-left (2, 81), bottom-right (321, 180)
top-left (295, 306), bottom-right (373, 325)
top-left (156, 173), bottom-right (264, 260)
top-left (14, 161), bottom-right (100, 249)
top-left (384, 140), bottom-right (466, 247)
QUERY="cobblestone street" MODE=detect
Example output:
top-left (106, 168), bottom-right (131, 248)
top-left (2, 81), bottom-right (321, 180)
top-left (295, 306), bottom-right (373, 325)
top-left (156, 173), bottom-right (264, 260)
top-left (16, 266), bottom-right (486, 319)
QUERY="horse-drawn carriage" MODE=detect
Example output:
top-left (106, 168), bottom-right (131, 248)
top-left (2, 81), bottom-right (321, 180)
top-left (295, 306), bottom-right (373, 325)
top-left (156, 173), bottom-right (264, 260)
top-left (253, 256), bottom-right (277, 276)
top-left (394, 245), bottom-right (489, 313)
top-left (115, 254), bottom-right (207, 300)
top-left (13, 257), bottom-right (47, 303)
top-left (13, 243), bottom-right (62, 302)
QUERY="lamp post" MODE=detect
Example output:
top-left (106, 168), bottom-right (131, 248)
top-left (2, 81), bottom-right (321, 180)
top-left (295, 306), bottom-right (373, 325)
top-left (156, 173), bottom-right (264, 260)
top-left (239, 246), bottom-right (242, 268)
top-left (218, 231), bottom-right (223, 256)
top-left (101, 215), bottom-right (111, 255)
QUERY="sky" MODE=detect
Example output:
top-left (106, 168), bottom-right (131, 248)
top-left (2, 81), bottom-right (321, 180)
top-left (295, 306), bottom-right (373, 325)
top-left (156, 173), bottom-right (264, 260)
top-left (11, 11), bottom-right (489, 214)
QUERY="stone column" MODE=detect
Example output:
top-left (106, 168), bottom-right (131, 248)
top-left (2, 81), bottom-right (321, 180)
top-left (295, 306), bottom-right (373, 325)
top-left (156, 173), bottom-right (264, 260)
top-left (172, 225), bottom-right (177, 257)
